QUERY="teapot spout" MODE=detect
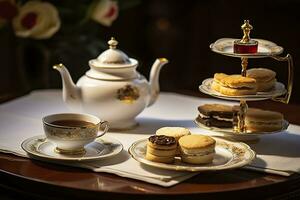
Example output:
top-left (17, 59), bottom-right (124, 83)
top-left (148, 58), bottom-right (168, 107)
top-left (53, 64), bottom-right (81, 105)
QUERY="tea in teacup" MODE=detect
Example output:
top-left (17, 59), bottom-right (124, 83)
top-left (51, 120), bottom-right (95, 127)
top-left (43, 113), bottom-right (109, 155)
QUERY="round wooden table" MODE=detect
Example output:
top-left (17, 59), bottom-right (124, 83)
top-left (1, 98), bottom-right (300, 200)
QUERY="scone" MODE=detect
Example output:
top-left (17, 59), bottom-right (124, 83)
top-left (245, 108), bottom-right (284, 132)
top-left (197, 104), bottom-right (238, 128)
top-left (179, 135), bottom-right (216, 164)
top-left (212, 73), bottom-right (257, 96)
top-left (146, 135), bottom-right (177, 163)
top-left (247, 68), bottom-right (276, 91)
top-left (156, 127), bottom-right (190, 155)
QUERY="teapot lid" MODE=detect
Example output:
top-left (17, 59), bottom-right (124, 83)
top-left (89, 37), bottom-right (138, 68)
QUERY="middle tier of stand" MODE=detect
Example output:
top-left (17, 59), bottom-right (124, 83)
top-left (199, 78), bottom-right (287, 101)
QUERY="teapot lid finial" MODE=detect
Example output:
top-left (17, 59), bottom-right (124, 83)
top-left (108, 37), bottom-right (118, 49)
top-left (92, 37), bottom-right (133, 66)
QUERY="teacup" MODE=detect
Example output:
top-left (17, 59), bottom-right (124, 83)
top-left (43, 113), bottom-right (109, 155)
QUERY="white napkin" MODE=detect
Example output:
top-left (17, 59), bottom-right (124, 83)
top-left (0, 90), bottom-right (300, 188)
top-left (0, 90), bottom-right (198, 187)
top-left (244, 125), bottom-right (300, 176)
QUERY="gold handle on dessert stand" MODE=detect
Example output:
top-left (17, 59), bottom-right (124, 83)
top-left (271, 54), bottom-right (294, 104)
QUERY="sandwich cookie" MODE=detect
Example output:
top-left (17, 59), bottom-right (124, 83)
top-left (245, 108), bottom-right (284, 132)
top-left (179, 135), bottom-right (216, 164)
top-left (246, 68), bottom-right (276, 92)
top-left (212, 73), bottom-right (257, 96)
top-left (197, 104), bottom-right (237, 128)
top-left (146, 135), bottom-right (177, 163)
top-left (156, 127), bottom-right (191, 155)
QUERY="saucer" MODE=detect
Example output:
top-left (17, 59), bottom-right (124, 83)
top-left (21, 135), bottom-right (123, 163)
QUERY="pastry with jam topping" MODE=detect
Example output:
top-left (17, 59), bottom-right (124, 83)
top-left (156, 127), bottom-right (190, 155)
top-left (146, 135), bottom-right (177, 163)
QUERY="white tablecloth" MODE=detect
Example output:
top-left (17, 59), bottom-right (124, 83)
top-left (0, 90), bottom-right (299, 186)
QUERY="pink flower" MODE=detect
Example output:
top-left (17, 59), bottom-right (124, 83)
top-left (12, 1), bottom-right (60, 39)
top-left (91, 0), bottom-right (118, 27)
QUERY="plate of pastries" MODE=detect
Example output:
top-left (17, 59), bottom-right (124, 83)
top-left (194, 103), bottom-right (289, 136)
top-left (199, 68), bottom-right (287, 101)
top-left (128, 127), bottom-right (255, 171)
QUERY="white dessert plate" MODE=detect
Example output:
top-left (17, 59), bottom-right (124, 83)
top-left (128, 137), bottom-right (255, 172)
top-left (21, 135), bottom-right (123, 163)
top-left (194, 118), bottom-right (289, 141)
top-left (210, 38), bottom-right (283, 58)
top-left (199, 78), bottom-right (287, 101)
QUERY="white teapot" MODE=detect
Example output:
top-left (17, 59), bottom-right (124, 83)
top-left (54, 37), bottom-right (168, 129)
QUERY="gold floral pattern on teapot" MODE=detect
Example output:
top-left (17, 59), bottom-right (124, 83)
top-left (117, 84), bottom-right (140, 104)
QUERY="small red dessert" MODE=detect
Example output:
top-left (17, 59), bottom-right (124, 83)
top-left (234, 40), bottom-right (258, 54)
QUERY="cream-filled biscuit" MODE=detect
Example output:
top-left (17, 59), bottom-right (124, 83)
top-left (181, 154), bottom-right (215, 164)
top-left (255, 78), bottom-right (276, 92)
top-left (212, 73), bottom-right (257, 96)
top-left (146, 145), bottom-right (177, 157)
top-left (145, 153), bottom-right (174, 163)
top-left (146, 135), bottom-right (177, 163)
top-left (245, 108), bottom-right (284, 132)
top-left (247, 68), bottom-right (276, 82)
top-left (197, 104), bottom-right (237, 128)
top-left (212, 80), bottom-right (257, 96)
top-left (247, 68), bottom-right (276, 91)
top-left (179, 135), bottom-right (216, 164)
top-left (214, 73), bottom-right (256, 88)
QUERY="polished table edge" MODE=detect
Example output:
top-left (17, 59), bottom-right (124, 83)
top-left (1, 167), bottom-right (300, 200)
top-left (1, 152), bottom-right (300, 199)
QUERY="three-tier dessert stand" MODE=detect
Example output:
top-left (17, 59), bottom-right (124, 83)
top-left (196, 20), bottom-right (294, 141)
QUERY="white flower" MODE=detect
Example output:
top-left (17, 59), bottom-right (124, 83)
top-left (91, 0), bottom-right (118, 27)
top-left (12, 1), bottom-right (60, 39)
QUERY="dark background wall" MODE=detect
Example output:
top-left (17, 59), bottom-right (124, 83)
top-left (1, 0), bottom-right (299, 103)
